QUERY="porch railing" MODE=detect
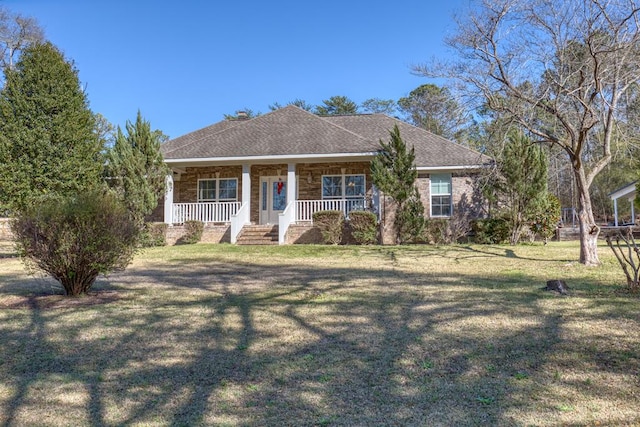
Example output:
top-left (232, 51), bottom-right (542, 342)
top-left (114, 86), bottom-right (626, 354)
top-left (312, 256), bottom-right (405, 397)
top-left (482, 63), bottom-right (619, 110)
top-left (296, 198), bottom-right (367, 222)
top-left (172, 202), bottom-right (241, 224)
top-left (230, 202), bottom-right (250, 244)
top-left (279, 201), bottom-right (296, 245)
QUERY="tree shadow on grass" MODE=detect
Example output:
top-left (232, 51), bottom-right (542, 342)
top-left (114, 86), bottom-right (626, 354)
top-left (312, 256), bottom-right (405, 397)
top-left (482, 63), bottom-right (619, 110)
top-left (1, 254), bottom-right (639, 426)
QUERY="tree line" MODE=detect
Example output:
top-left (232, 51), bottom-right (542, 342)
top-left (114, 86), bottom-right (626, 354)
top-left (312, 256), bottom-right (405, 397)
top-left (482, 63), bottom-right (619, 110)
top-left (2, 0), bottom-right (639, 282)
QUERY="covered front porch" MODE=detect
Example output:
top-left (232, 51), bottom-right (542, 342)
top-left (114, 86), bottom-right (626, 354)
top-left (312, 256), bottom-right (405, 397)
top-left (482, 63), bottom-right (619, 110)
top-left (163, 161), bottom-right (376, 244)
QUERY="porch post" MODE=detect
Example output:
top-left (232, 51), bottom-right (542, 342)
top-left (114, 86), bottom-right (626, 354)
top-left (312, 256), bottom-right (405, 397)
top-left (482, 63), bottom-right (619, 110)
top-left (164, 173), bottom-right (174, 225)
top-left (242, 164), bottom-right (251, 218)
top-left (631, 197), bottom-right (636, 225)
top-left (287, 163), bottom-right (296, 219)
top-left (614, 198), bottom-right (619, 227)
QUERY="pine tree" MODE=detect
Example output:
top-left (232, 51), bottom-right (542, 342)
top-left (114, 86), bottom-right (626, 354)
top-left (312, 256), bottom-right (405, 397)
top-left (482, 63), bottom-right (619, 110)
top-left (104, 111), bottom-right (169, 224)
top-left (371, 125), bottom-right (425, 243)
top-left (0, 42), bottom-right (102, 213)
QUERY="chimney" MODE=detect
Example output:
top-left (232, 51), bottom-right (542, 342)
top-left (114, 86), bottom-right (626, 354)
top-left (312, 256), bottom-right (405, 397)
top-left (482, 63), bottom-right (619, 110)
top-left (236, 111), bottom-right (249, 120)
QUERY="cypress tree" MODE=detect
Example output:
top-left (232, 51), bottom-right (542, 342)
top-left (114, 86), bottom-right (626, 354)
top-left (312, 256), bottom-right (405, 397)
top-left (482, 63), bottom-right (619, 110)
top-left (104, 111), bottom-right (168, 224)
top-left (493, 131), bottom-right (548, 244)
top-left (371, 125), bottom-right (425, 243)
top-left (0, 42), bottom-right (102, 213)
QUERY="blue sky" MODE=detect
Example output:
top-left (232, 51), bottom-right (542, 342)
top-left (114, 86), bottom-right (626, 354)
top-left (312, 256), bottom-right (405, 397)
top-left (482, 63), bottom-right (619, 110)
top-left (4, 0), bottom-right (466, 139)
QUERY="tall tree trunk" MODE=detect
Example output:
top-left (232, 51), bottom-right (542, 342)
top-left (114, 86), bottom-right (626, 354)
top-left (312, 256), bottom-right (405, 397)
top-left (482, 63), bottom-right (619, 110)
top-left (574, 167), bottom-right (600, 266)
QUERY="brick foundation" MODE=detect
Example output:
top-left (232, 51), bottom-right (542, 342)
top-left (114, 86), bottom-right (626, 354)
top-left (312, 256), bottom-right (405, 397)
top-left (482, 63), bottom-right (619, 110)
top-left (165, 224), bottom-right (231, 245)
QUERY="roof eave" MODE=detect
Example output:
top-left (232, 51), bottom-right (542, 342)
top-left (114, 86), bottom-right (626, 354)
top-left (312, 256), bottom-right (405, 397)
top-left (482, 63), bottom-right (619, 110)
top-left (165, 152), bottom-right (378, 166)
top-left (416, 164), bottom-right (489, 172)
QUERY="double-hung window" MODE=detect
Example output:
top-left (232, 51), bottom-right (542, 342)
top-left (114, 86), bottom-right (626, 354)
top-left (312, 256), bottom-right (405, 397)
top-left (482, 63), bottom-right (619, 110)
top-left (198, 178), bottom-right (238, 202)
top-left (322, 174), bottom-right (365, 200)
top-left (322, 174), bottom-right (366, 213)
top-left (430, 173), bottom-right (452, 217)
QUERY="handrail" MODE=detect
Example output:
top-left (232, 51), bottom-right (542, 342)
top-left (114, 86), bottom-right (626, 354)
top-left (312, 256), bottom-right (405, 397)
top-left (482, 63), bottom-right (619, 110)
top-left (230, 202), bottom-right (250, 244)
top-left (278, 201), bottom-right (296, 245)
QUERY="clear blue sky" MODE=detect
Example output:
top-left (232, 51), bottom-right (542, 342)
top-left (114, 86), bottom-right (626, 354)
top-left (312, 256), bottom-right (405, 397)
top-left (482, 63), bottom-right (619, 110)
top-left (5, 0), bottom-right (465, 139)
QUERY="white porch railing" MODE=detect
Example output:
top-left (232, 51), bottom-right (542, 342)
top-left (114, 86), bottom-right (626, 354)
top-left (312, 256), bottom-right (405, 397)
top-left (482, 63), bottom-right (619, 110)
top-left (230, 202), bottom-right (250, 244)
top-left (278, 201), bottom-right (296, 245)
top-left (296, 198), bottom-right (367, 222)
top-left (172, 202), bottom-right (241, 224)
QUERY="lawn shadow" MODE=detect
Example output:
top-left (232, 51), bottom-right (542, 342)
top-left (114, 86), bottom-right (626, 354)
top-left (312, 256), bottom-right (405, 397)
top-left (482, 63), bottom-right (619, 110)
top-left (1, 248), bottom-right (639, 426)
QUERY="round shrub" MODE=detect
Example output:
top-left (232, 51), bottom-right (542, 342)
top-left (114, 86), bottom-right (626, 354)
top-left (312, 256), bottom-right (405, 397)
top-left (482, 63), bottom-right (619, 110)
top-left (11, 191), bottom-right (140, 296)
top-left (348, 211), bottom-right (378, 244)
top-left (177, 220), bottom-right (204, 244)
top-left (313, 210), bottom-right (344, 245)
top-left (471, 217), bottom-right (510, 244)
top-left (140, 222), bottom-right (168, 247)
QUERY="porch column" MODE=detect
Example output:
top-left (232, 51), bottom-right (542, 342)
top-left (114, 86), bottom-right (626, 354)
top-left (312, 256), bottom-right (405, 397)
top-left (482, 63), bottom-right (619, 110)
top-left (631, 197), bottom-right (636, 225)
top-left (614, 198), bottom-right (619, 227)
top-left (287, 163), bottom-right (296, 219)
top-left (164, 173), bottom-right (174, 225)
top-left (242, 164), bottom-right (251, 220)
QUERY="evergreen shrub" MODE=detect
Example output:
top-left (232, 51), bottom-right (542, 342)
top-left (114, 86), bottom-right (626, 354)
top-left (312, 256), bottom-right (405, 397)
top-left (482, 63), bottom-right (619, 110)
top-left (348, 211), bottom-right (378, 245)
top-left (313, 210), bottom-right (344, 245)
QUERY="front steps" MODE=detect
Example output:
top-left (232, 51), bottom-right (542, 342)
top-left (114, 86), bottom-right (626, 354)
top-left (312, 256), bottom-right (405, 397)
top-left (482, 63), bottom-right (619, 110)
top-left (236, 224), bottom-right (279, 245)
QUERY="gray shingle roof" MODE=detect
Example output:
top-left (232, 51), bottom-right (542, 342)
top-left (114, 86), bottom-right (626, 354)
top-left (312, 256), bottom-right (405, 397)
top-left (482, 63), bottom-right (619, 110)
top-left (162, 105), bottom-right (490, 168)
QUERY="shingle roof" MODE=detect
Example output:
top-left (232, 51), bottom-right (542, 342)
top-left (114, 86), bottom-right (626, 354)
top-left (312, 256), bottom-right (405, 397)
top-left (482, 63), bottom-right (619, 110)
top-left (162, 105), bottom-right (490, 168)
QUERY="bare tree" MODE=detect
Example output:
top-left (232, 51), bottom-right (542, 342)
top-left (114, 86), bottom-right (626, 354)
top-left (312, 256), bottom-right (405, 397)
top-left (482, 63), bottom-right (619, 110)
top-left (416, 0), bottom-right (640, 265)
top-left (0, 7), bottom-right (44, 72)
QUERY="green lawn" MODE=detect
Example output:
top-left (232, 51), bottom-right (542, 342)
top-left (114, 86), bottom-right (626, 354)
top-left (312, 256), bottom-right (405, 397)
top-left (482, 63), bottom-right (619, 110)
top-left (0, 241), bottom-right (639, 426)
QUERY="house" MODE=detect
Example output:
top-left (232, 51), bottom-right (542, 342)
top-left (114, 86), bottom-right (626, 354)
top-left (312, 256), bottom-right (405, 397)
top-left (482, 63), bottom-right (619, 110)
top-left (160, 105), bottom-right (491, 244)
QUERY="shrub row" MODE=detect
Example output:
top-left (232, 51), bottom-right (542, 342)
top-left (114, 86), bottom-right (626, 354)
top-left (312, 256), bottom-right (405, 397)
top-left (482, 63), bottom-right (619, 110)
top-left (312, 210), bottom-right (379, 245)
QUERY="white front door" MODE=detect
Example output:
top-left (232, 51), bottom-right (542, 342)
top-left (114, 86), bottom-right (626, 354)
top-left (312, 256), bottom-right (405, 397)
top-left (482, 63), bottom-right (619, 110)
top-left (260, 176), bottom-right (287, 224)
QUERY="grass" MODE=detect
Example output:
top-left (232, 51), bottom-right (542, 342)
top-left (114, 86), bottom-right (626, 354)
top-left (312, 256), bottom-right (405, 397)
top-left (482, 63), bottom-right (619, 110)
top-left (0, 241), bottom-right (639, 426)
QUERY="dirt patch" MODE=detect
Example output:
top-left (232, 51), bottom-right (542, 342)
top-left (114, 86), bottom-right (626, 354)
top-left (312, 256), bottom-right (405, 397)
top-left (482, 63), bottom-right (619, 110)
top-left (0, 290), bottom-right (122, 310)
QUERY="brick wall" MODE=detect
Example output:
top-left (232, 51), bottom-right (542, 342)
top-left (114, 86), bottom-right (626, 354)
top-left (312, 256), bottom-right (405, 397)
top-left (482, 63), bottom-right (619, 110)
top-left (380, 172), bottom-right (486, 244)
top-left (286, 222), bottom-right (363, 245)
top-left (175, 165), bottom-right (243, 204)
top-left (172, 162), bottom-right (374, 224)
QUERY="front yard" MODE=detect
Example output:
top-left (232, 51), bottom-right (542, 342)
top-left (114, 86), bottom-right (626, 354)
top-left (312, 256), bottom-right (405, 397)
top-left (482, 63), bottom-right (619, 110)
top-left (0, 242), bottom-right (638, 426)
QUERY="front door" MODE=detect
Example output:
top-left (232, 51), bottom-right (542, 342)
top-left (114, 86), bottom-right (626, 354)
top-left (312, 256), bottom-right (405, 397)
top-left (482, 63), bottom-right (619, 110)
top-left (260, 176), bottom-right (287, 224)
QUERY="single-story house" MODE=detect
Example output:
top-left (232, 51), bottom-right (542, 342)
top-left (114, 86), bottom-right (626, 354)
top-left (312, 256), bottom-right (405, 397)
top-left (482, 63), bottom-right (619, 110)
top-left (160, 105), bottom-right (491, 244)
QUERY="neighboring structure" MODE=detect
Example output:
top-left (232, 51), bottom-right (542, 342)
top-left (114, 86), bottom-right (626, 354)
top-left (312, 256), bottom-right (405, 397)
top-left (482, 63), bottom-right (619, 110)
top-left (160, 105), bottom-right (491, 244)
top-left (609, 181), bottom-right (637, 226)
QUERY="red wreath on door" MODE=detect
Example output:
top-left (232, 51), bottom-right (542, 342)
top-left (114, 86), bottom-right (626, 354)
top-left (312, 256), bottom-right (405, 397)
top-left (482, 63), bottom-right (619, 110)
top-left (277, 181), bottom-right (284, 195)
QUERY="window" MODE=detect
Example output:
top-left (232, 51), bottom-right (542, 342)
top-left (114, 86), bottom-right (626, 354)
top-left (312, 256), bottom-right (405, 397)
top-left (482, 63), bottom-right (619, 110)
top-left (322, 174), bottom-right (366, 200)
top-left (198, 178), bottom-right (238, 202)
top-left (430, 173), bottom-right (451, 217)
